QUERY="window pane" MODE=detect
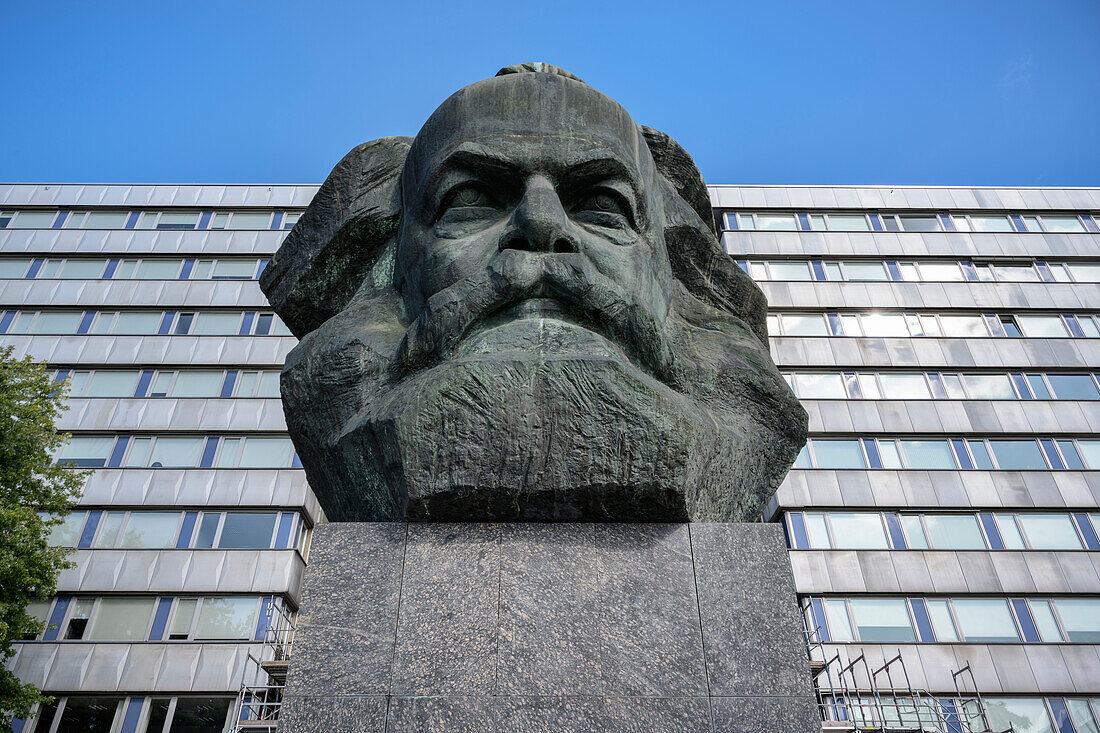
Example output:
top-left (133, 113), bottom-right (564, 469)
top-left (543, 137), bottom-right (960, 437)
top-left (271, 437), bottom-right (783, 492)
top-left (170, 371), bottom-right (224, 398)
top-left (900, 516), bottom-right (928, 548)
top-left (1055, 600), bottom-right (1100, 641)
top-left (170, 599), bottom-right (198, 638)
top-left (135, 260), bottom-right (182, 279)
top-left (212, 259), bottom-right (258, 279)
top-left (194, 597), bottom-right (256, 640)
top-left (84, 371), bottom-right (140, 398)
top-left (953, 600), bottom-right (1019, 642)
top-left (849, 599), bottom-right (915, 642)
top-left (112, 311), bottom-right (162, 334)
top-left (992, 264), bottom-right (1041, 282)
top-left (938, 315), bottom-right (987, 337)
top-left (1068, 264), bottom-right (1100, 282)
top-left (56, 436), bottom-right (114, 468)
top-left (828, 514), bottom-right (888, 549)
top-left (898, 215), bottom-right (940, 232)
top-left (84, 211), bottom-right (128, 229)
top-left (805, 513), bottom-right (829, 548)
top-left (10, 211), bottom-right (57, 228)
top-left (1047, 374), bottom-right (1100, 400)
top-left (994, 514), bottom-right (1026, 549)
top-left (27, 311), bottom-right (83, 334)
top-left (755, 214), bottom-right (798, 231)
top-left (968, 215), bottom-right (1013, 232)
top-left (827, 214), bottom-right (870, 231)
top-left (985, 698), bottom-right (1054, 733)
top-left (926, 600), bottom-right (957, 642)
top-left (878, 373), bottom-right (930, 399)
top-left (1066, 700), bottom-right (1098, 733)
top-left (781, 314), bottom-right (827, 336)
top-left (923, 515), bottom-right (986, 549)
top-left (57, 260), bottom-right (107, 279)
top-left (768, 261), bottom-right (812, 280)
top-left (1017, 315), bottom-right (1069, 338)
top-left (0, 258), bottom-right (31, 278)
top-left (793, 373), bottom-right (846, 399)
top-left (118, 513), bottom-right (180, 548)
top-left (191, 312), bottom-right (241, 335)
top-left (226, 212), bottom-right (272, 230)
top-left (1041, 215), bottom-right (1086, 233)
top-left (860, 314), bottom-right (908, 337)
top-left (169, 698), bottom-right (233, 733)
top-left (823, 600), bottom-right (853, 641)
top-left (989, 440), bottom-right (1047, 470)
top-left (899, 440), bottom-right (956, 469)
top-left (256, 371), bottom-right (281, 398)
top-left (156, 212), bottom-right (199, 229)
top-left (916, 262), bottom-right (964, 281)
top-left (1079, 441), bottom-right (1100, 469)
top-left (812, 440), bottom-right (866, 469)
top-left (1028, 600), bottom-right (1063, 642)
top-left (237, 438), bottom-right (295, 468)
top-left (1017, 514), bottom-right (1083, 549)
top-left (51, 697), bottom-right (122, 732)
top-left (842, 261), bottom-right (889, 281)
top-left (93, 512), bottom-right (125, 548)
top-left (147, 437), bottom-right (205, 468)
top-left (87, 598), bottom-right (155, 641)
top-left (47, 513), bottom-right (85, 547)
top-left (960, 374), bottom-right (1016, 399)
top-left (217, 513), bottom-right (277, 549)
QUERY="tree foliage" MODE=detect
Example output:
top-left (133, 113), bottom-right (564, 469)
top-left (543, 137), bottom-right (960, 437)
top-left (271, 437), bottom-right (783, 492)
top-left (0, 346), bottom-right (85, 725)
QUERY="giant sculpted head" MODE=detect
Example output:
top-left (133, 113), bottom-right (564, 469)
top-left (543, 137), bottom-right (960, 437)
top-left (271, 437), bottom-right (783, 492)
top-left (261, 64), bottom-right (807, 522)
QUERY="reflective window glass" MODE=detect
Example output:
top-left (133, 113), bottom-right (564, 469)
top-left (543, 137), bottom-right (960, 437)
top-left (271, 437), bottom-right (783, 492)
top-left (898, 215), bottom-right (940, 232)
top-left (985, 698), bottom-right (1053, 733)
top-left (952, 600), bottom-right (1019, 642)
top-left (10, 211), bottom-right (57, 228)
top-left (170, 371), bottom-right (224, 398)
top-left (191, 312), bottom-right (242, 335)
top-left (843, 261), bottom-right (889, 281)
top-left (226, 212), bottom-right (271, 230)
top-left (900, 515), bottom-right (928, 548)
top-left (217, 513), bottom-right (277, 549)
top-left (989, 440), bottom-right (1048, 470)
top-left (899, 440), bottom-right (956, 469)
top-left (94, 512), bottom-right (125, 548)
top-left (755, 214), bottom-right (798, 231)
top-left (916, 262), bottom-right (964, 281)
top-left (0, 258), bottom-right (31, 278)
top-left (768, 261), bottom-right (812, 280)
top-left (86, 598), bottom-right (154, 641)
top-left (1078, 441), bottom-right (1100, 468)
top-left (994, 515), bottom-right (1026, 549)
top-left (57, 260), bottom-right (107, 279)
top-left (823, 600), bottom-right (853, 641)
top-left (112, 311), bottom-right (162, 334)
top-left (1042, 215), bottom-right (1086, 233)
top-left (925, 600), bottom-right (957, 642)
top-left (828, 514), bottom-right (888, 549)
top-left (805, 513), bottom-right (829, 548)
top-left (168, 698), bottom-right (233, 732)
top-left (860, 314), bottom-right (908, 338)
top-left (1065, 699), bottom-right (1098, 733)
top-left (1068, 264), bottom-right (1100, 282)
top-left (938, 315), bottom-right (987, 337)
top-left (923, 515), bottom-right (986, 549)
top-left (84, 371), bottom-right (140, 397)
top-left (212, 260), bottom-right (258, 279)
top-left (135, 260), bottom-right (182, 279)
top-left (1028, 600), bottom-right (1063, 642)
top-left (968, 215), bottom-right (1014, 232)
top-left (1016, 514), bottom-right (1083, 549)
top-left (194, 597), bottom-right (256, 640)
top-left (992, 264), bottom-right (1041, 282)
top-left (960, 374), bottom-right (1016, 399)
top-left (811, 440), bottom-right (866, 469)
top-left (147, 437), bottom-right (205, 468)
top-left (827, 214), bottom-right (870, 231)
top-left (255, 371), bottom-right (281, 398)
top-left (781, 314), bottom-right (828, 336)
top-left (169, 599), bottom-right (197, 639)
top-left (793, 373), bottom-right (846, 399)
top-left (1047, 374), bottom-right (1100, 400)
top-left (84, 211), bottom-right (128, 228)
top-left (47, 513), bottom-right (85, 547)
top-left (156, 212), bottom-right (199, 230)
top-left (849, 599), bottom-right (915, 642)
top-left (56, 436), bottom-right (114, 468)
top-left (22, 311), bottom-right (83, 334)
top-left (1017, 315), bottom-right (1070, 338)
top-left (1055, 600), bottom-right (1100, 642)
top-left (878, 373), bottom-right (931, 399)
top-left (51, 697), bottom-right (122, 732)
top-left (118, 513), bottom-right (180, 548)
top-left (237, 438), bottom-right (295, 468)
top-left (877, 440), bottom-right (903, 469)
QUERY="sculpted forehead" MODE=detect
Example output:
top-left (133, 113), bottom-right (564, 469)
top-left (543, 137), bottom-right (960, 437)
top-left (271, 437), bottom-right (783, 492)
top-left (405, 73), bottom-right (653, 192)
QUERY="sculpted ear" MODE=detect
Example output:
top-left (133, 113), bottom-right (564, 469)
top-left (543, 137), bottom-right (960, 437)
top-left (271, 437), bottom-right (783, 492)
top-left (260, 137), bottom-right (412, 338)
top-left (640, 126), bottom-right (770, 343)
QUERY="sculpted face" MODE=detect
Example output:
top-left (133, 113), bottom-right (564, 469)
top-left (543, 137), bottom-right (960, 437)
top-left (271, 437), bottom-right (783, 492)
top-left (260, 65), bottom-right (808, 522)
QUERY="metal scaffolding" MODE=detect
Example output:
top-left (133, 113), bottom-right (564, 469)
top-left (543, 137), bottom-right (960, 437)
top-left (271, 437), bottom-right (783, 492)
top-left (232, 597), bottom-right (295, 732)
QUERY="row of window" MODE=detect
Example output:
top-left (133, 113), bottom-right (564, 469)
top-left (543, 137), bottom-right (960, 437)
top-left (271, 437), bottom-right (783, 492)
top-left (14, 695), bottom-right (234, 733)
top-left (767, 311), bottom-right (1100, 339)
top-left (0, 256), bottom-right (269, 281)
top-left (785, 511), bottom-right (1100, 552)
top-left (45, 510), bottom-right (307, 552)
top-left (824, 696), bottom-right (1100, 733)
top-left (0, 209), bottom-right (302, 231)
top-left (724, 210), bottom-right (1100, 234)
top-left (56, 435), bottom-right (300, 469)
top-left (0, 309), bottom-right (292, 336)
top-left (738, 258), bottom-right (1100, 284)
top-left (804, 595), bottom-right (1100, 645)
top-left (23, 595), bottom-right (276, 644)
top-left (59, 368), bottom-right (280, 399)
top-left (792, 437), bottom-right (1100, 471)
top-left (784, 370), bottom-right (1100, 401)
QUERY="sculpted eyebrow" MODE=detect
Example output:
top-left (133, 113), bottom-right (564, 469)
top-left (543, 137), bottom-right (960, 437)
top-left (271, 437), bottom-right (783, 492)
top-left (426, 149), bottom-right (523, 194)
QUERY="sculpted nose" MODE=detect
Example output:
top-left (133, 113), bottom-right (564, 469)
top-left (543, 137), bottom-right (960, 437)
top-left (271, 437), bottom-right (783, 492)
top-left (500, 175), bottom-right (579, 254)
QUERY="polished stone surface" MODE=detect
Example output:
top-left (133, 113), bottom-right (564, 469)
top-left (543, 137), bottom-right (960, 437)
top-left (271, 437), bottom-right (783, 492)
top-left (277, 522), bottom-right (818, 732)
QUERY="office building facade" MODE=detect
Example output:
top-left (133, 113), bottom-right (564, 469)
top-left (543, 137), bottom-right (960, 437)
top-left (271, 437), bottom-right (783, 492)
top-left (2, 183), bottom-right (1099, 732)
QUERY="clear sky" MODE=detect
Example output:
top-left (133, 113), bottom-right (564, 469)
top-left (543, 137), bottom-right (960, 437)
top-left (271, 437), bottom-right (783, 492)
top-left (2, 0), bottom-right (1098, 186)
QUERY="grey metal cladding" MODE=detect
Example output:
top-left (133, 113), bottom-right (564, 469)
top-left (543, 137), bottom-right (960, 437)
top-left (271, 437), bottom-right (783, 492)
top-left (0, 334), bottom-right (296, 367)
top-left (0, 183), bottom-right (319, 207)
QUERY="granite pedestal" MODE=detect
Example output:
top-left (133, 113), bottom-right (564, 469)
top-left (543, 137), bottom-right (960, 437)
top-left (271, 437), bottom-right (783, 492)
top-left (277, 523), bottom-right (819, 733)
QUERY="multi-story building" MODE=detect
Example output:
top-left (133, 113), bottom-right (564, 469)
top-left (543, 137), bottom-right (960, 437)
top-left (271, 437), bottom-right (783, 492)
top-left (2, 183), bottom-right (1098, 732)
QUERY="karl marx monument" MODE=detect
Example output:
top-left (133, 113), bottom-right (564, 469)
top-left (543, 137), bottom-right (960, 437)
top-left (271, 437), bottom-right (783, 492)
top-left (264, 65), bottom-right (818, 732)
top-left (261, 62), bottom-right (807, 524)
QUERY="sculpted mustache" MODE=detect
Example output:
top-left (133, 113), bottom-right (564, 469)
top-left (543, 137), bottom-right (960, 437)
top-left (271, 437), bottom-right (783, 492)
top-left (396, 250), bottom-right (679, 385)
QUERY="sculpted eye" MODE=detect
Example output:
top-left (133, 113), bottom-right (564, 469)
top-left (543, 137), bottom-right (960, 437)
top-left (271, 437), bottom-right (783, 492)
top-left (574, 189), bottom-right (629, 218)
top-left (444, 184), bottom-right (494, 209)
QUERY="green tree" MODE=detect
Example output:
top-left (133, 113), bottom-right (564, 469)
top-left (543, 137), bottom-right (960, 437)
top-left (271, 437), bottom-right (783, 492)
top-left (0, 346), bottom-right (85, 727)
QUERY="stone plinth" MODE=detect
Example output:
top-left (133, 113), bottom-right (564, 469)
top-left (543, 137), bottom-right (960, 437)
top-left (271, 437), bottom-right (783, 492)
top-left (277, 523), bottom-right (819, 733)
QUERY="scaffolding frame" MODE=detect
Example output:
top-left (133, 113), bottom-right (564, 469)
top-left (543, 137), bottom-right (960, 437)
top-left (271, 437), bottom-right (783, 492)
top-left (232, 596), bottom-right (295, 732)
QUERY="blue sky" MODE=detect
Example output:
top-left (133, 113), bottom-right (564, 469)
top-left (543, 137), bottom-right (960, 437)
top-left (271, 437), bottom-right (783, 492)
top-left (1, 0), bottom-right (1098, 186)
